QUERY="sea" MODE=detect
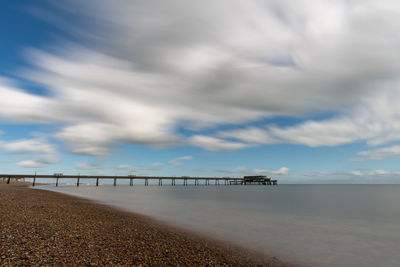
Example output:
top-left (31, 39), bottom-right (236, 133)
top-left (38, 184), bottom-right (400, 267)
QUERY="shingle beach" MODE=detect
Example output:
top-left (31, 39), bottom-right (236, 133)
top-left (0, 182), bottom-right (289, 266)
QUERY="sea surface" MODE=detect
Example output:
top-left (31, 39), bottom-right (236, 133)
top-left (39, 184), bottom-right (400, 267)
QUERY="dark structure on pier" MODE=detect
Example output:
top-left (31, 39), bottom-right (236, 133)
top-left (1, 173), bottom-right (277, 187)
top-left (230, 176), bottom-right (277, 185)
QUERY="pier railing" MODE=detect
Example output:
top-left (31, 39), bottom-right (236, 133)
top-left (0, 174), bottom-right (278, 186)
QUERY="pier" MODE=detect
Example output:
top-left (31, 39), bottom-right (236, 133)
top-left (230, 176), bottom-right (278, 185)
top-left (1, 174), bottom-right (278, 187)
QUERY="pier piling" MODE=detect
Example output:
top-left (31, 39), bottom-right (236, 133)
top-left (1, 174), bottom-right (277, 187)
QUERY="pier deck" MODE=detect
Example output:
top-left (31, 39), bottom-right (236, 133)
top-left (1, 174), bottom-right (277, 187)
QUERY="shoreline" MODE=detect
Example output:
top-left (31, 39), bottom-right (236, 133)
top-left (0, 182), bottom-right (290, 266)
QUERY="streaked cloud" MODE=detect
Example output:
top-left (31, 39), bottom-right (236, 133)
top-left (1, 0), bottom-right (400, 189)
top-left (353, 145), bottom-right (400, 161)
top-left (351, 171), bottom-right (362, 176)
top-left (75, 162), bottom-right (99, 170)
top-left (218, 86), bottom-right (400, 148)
top-left (189, 136), bottom-right (251, 151)
top-left (254, 167), bottom-right (290, 175)
top-left (0, 0), bottom-right (398, 156)
top-left (16, 155), bottom-right (58, 169)
top-left (218, 166), bottom-right (289, 176)
top-left (17, 159), bottom-right (44, 168)
top-left (169, 156), bottom-right (193, 167)
top-left (0, 137), bottom-right (58, 168)
top-left (0, 139), bottom-right (55, 154)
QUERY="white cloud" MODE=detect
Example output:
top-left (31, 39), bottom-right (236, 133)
top-left (354, 145), bottom-right (400, 160)
top-left (0, 137), bottom-right (58, 168)
top-left (76, 162), bottom-right (99, 170)
top-left (218, 166), bottom-right (289, 176)
top-left (218, 127), bottom-right (278, 144)
top-left (0, 81), bottom-right (57, 123)
top-left (218, 86), bottom-right (400, 148)
top-left (0, 139), bottom-right (55, 154)
top-left (169, 156), bottom-right (193, 167)
top-left (254, 167), bottom-right (290, 175)
top-left (1, 1), bottom-right (400, 154)
top-left (18, 159), bottom-right (44, 168)
top-left (351, 170), bottom-right (362, 176)
top-left (272, 167), bottom-right (290, 175)
top-left (189, 135), bottom-right (251, 151)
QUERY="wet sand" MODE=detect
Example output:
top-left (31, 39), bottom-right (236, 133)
top-left (0, 182), bottom-right (289, 266)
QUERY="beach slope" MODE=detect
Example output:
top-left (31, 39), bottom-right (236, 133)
top-left (0, 183), bottom-right (288, 266)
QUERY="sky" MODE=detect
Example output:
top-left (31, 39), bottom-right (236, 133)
top-left (1, 0), bottom-right (400, 183)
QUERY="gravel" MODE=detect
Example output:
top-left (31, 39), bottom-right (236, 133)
top-left (0, 182), bottom-right (289, 266)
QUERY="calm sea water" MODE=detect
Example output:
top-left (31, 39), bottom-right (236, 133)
top-left (39, 184), bottom-right (400, 267)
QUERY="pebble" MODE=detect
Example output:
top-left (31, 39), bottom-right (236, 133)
top-left (0, 182), bottom-right (290, 266)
